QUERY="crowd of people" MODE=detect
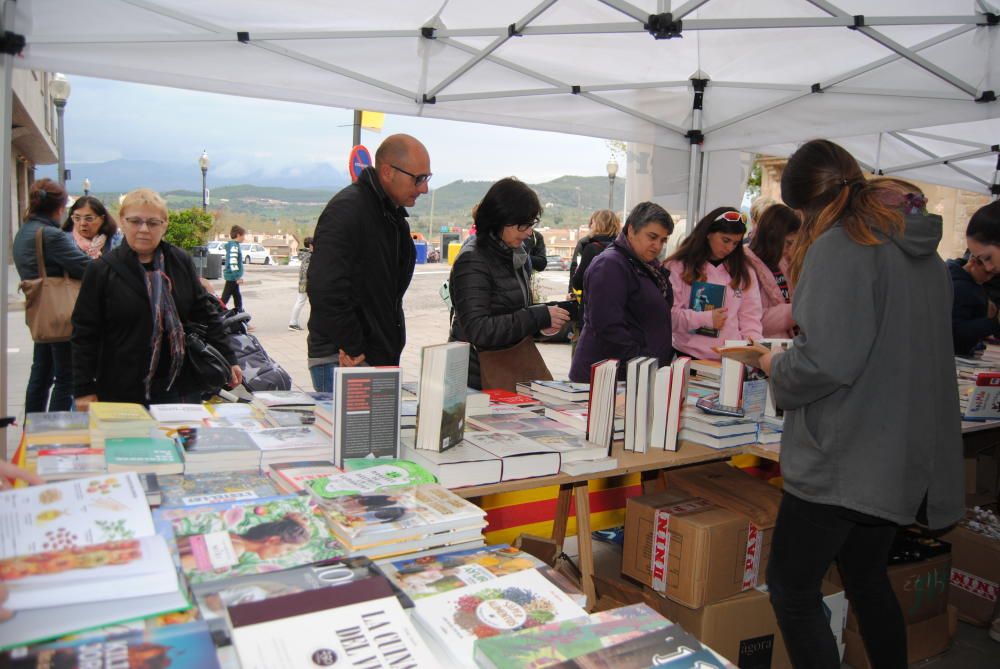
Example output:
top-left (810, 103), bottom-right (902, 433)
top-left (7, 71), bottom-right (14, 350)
top-left (7, 132), bottom-right (997, 663)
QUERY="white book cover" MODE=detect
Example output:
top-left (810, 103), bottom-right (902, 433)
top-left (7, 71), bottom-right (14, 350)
top-left (462, 431), bottom-right (561, 480)
top-left (414, 569), bottom-right (587, 666)
top-left (400, 442), bottom-right (502, 489)
top-left (148, 403), bottom-right (213, 422)
top-left (719, 339), bottom-right (749, 408)
top-left (623, 358), bottom-right (643, 451)
top-left (250, 426), bottom-right (330, 451)
top-left (649, 365), bottom-right (673, 450)
top-left (664, 357), bottom-right (691, 452)
top-left (761, 338), bottom-right (793, 418)
top-left (233, 594), bottom-right (435, 669)
top-left (0, 472), bottom-right (154, 559)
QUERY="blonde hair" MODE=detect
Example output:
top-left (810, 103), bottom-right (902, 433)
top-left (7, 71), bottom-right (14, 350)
top-left (588, 209), bottom-right (621, 237)
top-left (750, 196), bottom-right (776, 224)
top-left (119, 188), bottom-right (168, 220)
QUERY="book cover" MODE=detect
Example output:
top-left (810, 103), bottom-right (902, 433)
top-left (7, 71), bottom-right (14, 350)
top-left (88, 402), bottom-right (154, 423)
top-left (964, 371), bottom-right (1000, 420)
top-left (414, 569), bottom-right (587, 665)
top-left (207, 402), bottom-right (262, 418)
top-left (104, 437), bottom-right (183, 473)
top-left (35, 448), bottom-right (105, 479)
top-left (518, 430), bottom-right (605, 463)
top-left (268, 460), bottom-right (342, 493)
top-left (399, 442), bottom-right (501, 489)
top-left (689, 281), bottom-right (726, 337)
top-left (473, 603), bottom-right (670, 669)
top-left (481, 389), bottom-right (540, 406)
top-left (158, 471), bottom-right (280, 508)
top-left (4, 620), bottom-right (221, 668)
top-left (231, 592), bottom-right (434, 669)
top-left (0, 473), bottom-right (155, 559)
top-left (148, 403), bottom-right (213, 422)
top-left (386, 544), bottom-right (544, 600)
top-left (251, 390), bottom-right (317, 407)
top-left (530, 380), bottom-right (590, 400)
top-left (183, 427), bottom-right (259, 453)
top-left (468, 413), bottom-right (576, 434)
top-left (333, 367), bottom-right (402, 465)
top-left (23, 412), bottom-right (90, 437)
top-left (550, 623), bottom-right (727, 668)
top-left (416, 342), bottom-right (470, 452)
top-left (462, 431), bottom-right (561, 480)
top-left (167, 496), bottom-right (343, 584)
top-left (306, 462), bottom-right (436, 500)
top-left (250, 426), bottom-right (330, 451)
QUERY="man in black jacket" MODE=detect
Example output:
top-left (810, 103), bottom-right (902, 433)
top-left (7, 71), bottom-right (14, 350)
top-left (306, 134), bottom-right (429, 391)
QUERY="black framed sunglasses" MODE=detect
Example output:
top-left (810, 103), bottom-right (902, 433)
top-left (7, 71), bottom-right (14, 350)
top-left (391, 164), bottom-right (432, 186)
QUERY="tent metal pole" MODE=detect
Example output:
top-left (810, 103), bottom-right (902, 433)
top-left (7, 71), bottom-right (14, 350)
top-left (686, 78), bottom-right (708, 234)
top-left (992, 154), bottom-right (1000, 201)
top-left (597, 0), bottom-right (649, 23)
top-left (881, 147), bottom-right (998, 173)
top-left (673, 0), bottom-right (711, 19)
top-left (888, 131), bottom-right (991, 188)
top-left (901, 130), bottom-right (990, 149)
top-left (0, 0), bottom-right (16, 438)
top-left (874, 133), bottom-right (884, 174)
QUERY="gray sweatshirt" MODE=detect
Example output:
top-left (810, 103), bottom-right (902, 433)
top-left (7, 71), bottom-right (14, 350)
top-left (770, 211), bottom-right (963, 528)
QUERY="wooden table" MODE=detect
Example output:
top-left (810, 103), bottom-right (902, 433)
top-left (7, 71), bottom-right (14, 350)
top-left (453, 440), bottom-right (737, 607)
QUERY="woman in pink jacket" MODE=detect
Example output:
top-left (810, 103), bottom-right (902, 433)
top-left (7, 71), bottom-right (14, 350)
top-left (745, 203), bottom-right (800, 338)
top-left (665, 207), bottom-right (763, 360)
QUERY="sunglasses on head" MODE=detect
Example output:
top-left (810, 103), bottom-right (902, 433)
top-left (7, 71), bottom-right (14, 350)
top-left (708, 209), bottom-right (748, 232)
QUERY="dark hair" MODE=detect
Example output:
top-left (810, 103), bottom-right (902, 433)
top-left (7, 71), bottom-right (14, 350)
top-left (27, 178), bottom-right (68, 219)
top-left (230, 225), bottom-right (246, 239)
top-left (64, 195), bottom-right (118, 239)
top-left (473, 177), bottom-right (542, 246)
top-left (240, 514), bottom-right (309, 544)
top-left (624, 202), bottom-right (674, 236)
top-left (966, 200), bottom-right (1000, 246)
top-left (303, 236), bottom-right (313, 248)
top-left (667, 206), bottom-right (751, 289)
top-left (781, 139), bottom-right (908, 283)
top-left (748, 204), bottom-right (800, 271)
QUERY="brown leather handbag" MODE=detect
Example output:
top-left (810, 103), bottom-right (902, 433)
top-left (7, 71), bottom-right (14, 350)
top-left (478, 337), bottom-right (553, 392)
top-left (20, 228), bottom-right (82, 343)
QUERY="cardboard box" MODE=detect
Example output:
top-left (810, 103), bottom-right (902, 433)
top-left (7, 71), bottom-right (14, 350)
top-left (663, 462), bottom-right (783, 529)
top-left (842, 604), bottom-right (956, 669)
top-left (940, 524), bottom-right (1000, 626)
top-left (828, 552), bottom-right (951, 626)
top-left (657, 583), bottom-right (847, 669)
top-left (622, 490), bottom-right (769, 609)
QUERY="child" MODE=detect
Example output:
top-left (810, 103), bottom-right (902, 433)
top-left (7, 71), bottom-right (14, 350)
top-left (222, 225), bottom-right (246, 312)
top-left (288, 236), bottom-right (312, 331)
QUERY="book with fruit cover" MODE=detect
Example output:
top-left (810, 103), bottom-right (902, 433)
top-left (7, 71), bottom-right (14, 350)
top-left (163, 495), bottom-right (343, 584)
top-left (413, 568), bottom-right (587, 666)
top-left (3, 620), bottom-right (221, 668)
top-left (158, 470), bottom-right (280, 508)
top-left (473, 603), bottom-right (671, 669)
top-left (229, 582), bottom-right (434, 669)
top-left (333, 366), bottom-right (402, 465)
top-left (383, 544), bottom-right (545, 600)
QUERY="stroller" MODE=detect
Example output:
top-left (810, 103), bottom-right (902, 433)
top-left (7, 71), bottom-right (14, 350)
top-left (221, 309), bottom-right (293, 392)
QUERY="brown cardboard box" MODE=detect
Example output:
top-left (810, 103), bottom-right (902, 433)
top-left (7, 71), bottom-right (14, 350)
top-left (622, 490), bottom-right (769, 608)
top-left (828, 553), bottom-right (951, 626)
top-left (656, 583), bottom-right (847, 669)
top-left (663, 462), bottom-right (783, 529)
top-left (940, 524), bottom-right (1000, 626)
top-left (842, 604), bottom-right (957, 669)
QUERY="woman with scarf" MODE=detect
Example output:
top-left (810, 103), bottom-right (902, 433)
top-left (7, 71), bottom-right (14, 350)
top-left (71, 188), bottom-right (242, 408)
top-left (449, 178), bottom-right (570, 389)
top-left (569, 202), bottom-right (674, 382)
top-left (62, 195), bottom-right (118, 258)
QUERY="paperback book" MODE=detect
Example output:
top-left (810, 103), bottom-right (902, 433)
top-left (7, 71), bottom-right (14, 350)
top-left (333, 366), bottom-right (402, 465)
top-left (415, 342), bottom-right (470, 452)
top-left (689, 281), bottom-right (726, 337)
top-left (384, 544), bottom-right (545, 600)
top-left (306, 461), bottom-right (437, 500)
top-left (104, 437), bottom-right (183, 475)
top-left (158, 470), bottom-right (280, 508)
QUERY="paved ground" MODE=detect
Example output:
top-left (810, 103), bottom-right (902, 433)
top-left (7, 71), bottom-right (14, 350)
top-left (4, 261), bottom-right (575, 457)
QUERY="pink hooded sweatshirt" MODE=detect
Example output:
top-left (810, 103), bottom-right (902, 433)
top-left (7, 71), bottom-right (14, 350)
top-left (743, 246), bottom-right (796, 338)
top-left (665, 258), bottom-right (763, 360)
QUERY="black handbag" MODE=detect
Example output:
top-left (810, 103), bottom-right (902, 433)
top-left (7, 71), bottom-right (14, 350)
top-left (184, 322), bottom-right (232, 394)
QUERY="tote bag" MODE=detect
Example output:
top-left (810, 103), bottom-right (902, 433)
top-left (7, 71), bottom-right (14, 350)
top-left (20, 229), bottom-right (81, 343)
top-left (478, 337), bottom-right (552, 392)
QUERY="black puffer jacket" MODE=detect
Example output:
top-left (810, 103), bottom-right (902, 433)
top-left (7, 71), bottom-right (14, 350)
top-left (71, 241), bottom-right (237, 402)
top-left (307, 167), bottom-right (415, 365)
top-left (948, 258), bottom-right (1000, 355)
top-left (449, 234), bottom-right (552, 389)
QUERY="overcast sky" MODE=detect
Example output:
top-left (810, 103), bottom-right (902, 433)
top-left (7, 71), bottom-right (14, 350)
top-left (61, 75), bottom-right (618, 187)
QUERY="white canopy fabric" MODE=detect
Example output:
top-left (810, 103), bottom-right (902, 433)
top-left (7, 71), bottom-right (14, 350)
top-left (2, 0), bottom-right (998, 418)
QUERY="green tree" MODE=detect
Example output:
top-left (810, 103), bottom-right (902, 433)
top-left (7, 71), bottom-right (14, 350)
top-left (164, 208), bottom-right (214, 250)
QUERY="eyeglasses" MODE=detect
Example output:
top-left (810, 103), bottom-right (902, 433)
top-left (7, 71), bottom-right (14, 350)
top-left (124, 216), bottom-right (165, 230)
top-left (514, 217), bottom-right (540, 232)
top-left (970, 251), bottom-right (995, 268)
top-left (391, 164), bottom-right (432, 186)
top-left (71, 214), bottom-right (98, 224)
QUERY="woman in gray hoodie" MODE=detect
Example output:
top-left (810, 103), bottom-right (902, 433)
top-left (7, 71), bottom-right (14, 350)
top-left (750, 140), bottom-right (962, 669)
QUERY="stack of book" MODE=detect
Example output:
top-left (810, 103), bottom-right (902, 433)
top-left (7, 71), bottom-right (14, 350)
top-left (148, 402), bottom-right (213, 425)
top-left (88, 402), bottom-right (156, 450)
top-left (527, 379), bottom-right (590, 404)
top-left (267, 460), bottom-right (343, 494)
top-left (157, 470), bottom-right (281, 508)
top-left (203, 401), bottom-right (269, 430)
top-left (104, 436), bottom-right (184, 475)
top-left (251, 390), bottom-right (320, 426)
top-left (620, 356), bottom-right (691, 453)
top-left (688, 359), bottom-right (722, 392)
top-left (679, 409), bottom-right (759, 449)
top-left (181, 427), bottom-right (261, 474)
top-left (250, 425), bottom-right (331, 467)
top-left (21, 411), bottom-right (101, 480)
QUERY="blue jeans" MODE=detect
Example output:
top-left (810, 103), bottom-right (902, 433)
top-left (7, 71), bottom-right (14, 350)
top-left (25, 342), bottom-right (74, 412)
top-left (310, 363), bottom-right (338, 393)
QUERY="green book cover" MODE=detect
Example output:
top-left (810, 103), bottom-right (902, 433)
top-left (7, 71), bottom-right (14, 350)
top-left (308, 460), bottom-right (436, 499)
top-left (105, 437), bottom-right (182, 465)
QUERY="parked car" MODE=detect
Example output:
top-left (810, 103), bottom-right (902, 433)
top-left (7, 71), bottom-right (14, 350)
top-left (239, 242), bottom-right (274, 265)
top-left (288, 256), bottom-right (301, 267)
top-left (206, 241), bottom-right (226, 256)
top-left (545, 254), bottom-right (569, 271)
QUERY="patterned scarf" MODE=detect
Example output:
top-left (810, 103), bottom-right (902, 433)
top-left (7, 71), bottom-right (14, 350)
top-left (613, 235), bottom-right (673, 302)
top-left (141, 248), bottom-right (186, 398)
top-left (72, 227), bottom-right (106, 259)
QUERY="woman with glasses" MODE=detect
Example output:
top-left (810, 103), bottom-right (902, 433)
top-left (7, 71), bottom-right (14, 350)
top-left (72, 188), bottom-right (242, 408)
top-left (665, 207), bottom-right (763, 360)
top-left (745, 203), bottom-right (801, 338)
top-left (569, 202), bottom-right (674, 382)
top-left (449, 178), bottom-right (570, 389)
top-left (62, 195), bottom-right (118, 258)
top-left (12, 179), bottom-right (91, 412)
top-left (950, 200), bottom-right (1000, 356)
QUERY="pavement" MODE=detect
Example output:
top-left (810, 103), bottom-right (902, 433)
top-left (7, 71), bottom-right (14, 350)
top-left (4, 262), bottom-right (575, 457)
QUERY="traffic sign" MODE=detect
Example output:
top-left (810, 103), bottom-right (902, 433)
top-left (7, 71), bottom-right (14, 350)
top-left (348, 145), bottom-right (372, 182)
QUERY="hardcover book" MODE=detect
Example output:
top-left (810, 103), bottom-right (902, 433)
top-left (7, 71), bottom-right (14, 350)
top-left (462, 431), bottom-right (561, 480)
top-left (689, 281), bottom-right (726, 337)
top-left (415, 342), bottom-right (470, 452)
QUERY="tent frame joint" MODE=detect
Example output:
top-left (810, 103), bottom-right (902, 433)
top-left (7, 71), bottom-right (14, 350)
top-left (422, 94), bottom-right (436, 104)
top-left (0, 30), bottom-right (24, 55)
top-left (975, 90), bottom-right (996, 103)
top-left (848, 15), bottom-right (866, 30)
top-left (686, 129), bottom-right (705, 144)
top-left (992, 184), bottom-right (1000, 196)
top-left (421, 26), bottom-right (436, 39)
top-left (645, 13), bottom-right (682, 40)
top-left (508, 23), bottom-right (522, 38)
top-left (811, 82), bottom-right (823, 93)
top-left (979, 13), bottom-right (998, 26)
top-left (236, 31), bottom-right (250, 43)
top-left (571, 85), bottom-right (581, 94)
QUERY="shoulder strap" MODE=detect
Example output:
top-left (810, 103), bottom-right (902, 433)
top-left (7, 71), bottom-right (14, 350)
top-left (33, 228), bottom-right (48, 279)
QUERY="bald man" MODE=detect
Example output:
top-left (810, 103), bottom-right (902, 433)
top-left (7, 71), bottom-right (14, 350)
top-left (306, 134), bottom-right (430, 391)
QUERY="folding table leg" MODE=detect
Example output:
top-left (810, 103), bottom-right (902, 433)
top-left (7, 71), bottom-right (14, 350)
top-left (573, 481), bottom-right (596, 609)
top-left (550, 483), bottom-right (573, 551)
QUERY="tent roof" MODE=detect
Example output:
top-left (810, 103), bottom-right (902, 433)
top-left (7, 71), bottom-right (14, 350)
top-left (14, 0), bottom-right (999, 158)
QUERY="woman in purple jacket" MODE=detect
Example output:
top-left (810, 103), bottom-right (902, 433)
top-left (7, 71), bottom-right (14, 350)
top-left (569, 202), bottom-right (674, 382)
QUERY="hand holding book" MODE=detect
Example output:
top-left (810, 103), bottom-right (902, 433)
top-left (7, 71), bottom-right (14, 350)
top-left (715, 341), bottom-right (772, 369)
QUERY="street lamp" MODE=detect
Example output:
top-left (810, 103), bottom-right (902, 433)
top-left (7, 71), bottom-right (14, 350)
top-left (199, 151), bottom-right (210, 211)
top-left (82, 178), bottom-right (90, 196)
top-left (606, 157), bottom-right (619, 210)
top-left (50, 74), bottom-right (72, 187)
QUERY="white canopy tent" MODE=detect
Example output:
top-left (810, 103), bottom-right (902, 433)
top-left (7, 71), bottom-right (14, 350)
top-left (1, 0), bottom-right (997, 418)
